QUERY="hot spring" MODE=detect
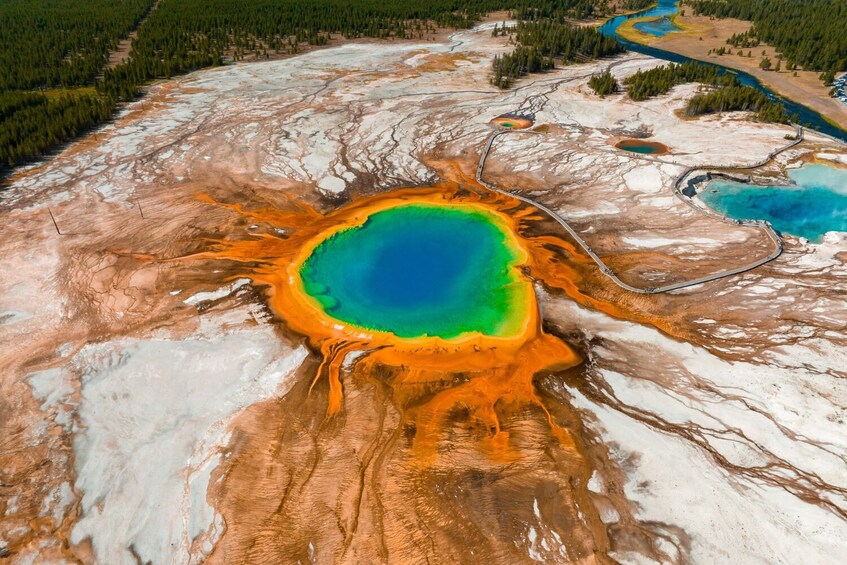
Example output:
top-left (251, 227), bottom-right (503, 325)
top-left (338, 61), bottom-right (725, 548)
top-left (298, 203), bottom-right (530, 339)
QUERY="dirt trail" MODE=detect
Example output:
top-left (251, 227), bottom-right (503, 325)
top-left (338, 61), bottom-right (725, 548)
top-left (105, 0), bottom-right (160, 69)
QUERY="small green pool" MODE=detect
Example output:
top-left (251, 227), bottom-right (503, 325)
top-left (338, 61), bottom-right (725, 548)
top-left (615, 139), bottom-right (668, 154)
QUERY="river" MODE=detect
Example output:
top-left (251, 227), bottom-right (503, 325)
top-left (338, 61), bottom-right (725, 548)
top-left (598, 0), bottom-right (847, 142)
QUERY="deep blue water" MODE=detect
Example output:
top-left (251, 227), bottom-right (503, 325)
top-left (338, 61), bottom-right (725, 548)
top-left (300, 204), bottom-right (525, 338)
top-left (599, 0), bottom-right (847, 142)
top-left (699, 164), bottom-right (847, 241)
top-left (627, 0), bottom-right (679, 22)
top-left (634, 16), bottom-right (680, 38)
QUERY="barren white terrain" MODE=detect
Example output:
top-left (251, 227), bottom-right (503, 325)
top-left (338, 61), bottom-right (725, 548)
top-left (1, 21), bottom-right (846, 564)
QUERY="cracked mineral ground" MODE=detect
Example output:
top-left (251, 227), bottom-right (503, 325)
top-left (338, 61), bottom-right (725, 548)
top-left (2, 20), bottom-right (847, 565)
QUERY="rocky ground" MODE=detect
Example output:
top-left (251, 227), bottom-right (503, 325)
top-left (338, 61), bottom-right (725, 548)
top-left (1, 21), bottom-right (846, 564)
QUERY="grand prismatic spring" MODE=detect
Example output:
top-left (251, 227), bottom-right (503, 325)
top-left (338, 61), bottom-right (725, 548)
top-left (192, 186), bottom-right (587, 419)
top-left (299, 203), bottom-right (529, 339)
top-left (183, 184), bottom-right (634, 560)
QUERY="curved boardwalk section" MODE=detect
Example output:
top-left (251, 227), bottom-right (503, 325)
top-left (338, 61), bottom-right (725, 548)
top-left (475, 125), bottom-right (806, 294)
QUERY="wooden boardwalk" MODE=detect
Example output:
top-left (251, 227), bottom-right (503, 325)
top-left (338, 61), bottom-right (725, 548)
top-left (476, 125), bottom-right (805, 294)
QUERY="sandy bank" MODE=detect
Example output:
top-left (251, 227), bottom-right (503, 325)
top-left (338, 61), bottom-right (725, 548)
top-left (620, 13), bottom-right (847, 130)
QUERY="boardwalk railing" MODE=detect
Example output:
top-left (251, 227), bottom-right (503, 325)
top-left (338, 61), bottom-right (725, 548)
top-left (476, 124), bottom-right (805, 294)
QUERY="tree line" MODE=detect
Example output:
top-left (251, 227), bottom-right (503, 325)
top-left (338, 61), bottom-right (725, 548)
top-left (689, 0), bottom-right (847, 84)
top-left (491, 20), bottom-right (623, 88)
top-left (513, 0), bottom-right (616, 22)
top-left (588, 69), bottom-right (618, 95)
top-left (0, 0), bottom-right (155, 170)
top-left (0, 0), bottom-right (154, 91)
top-left (623, 61), bottom-right (735, 100)
top-left (100, 0), bottom-right (492, 101)
top-left (0, 0), bottom-right (634, 174)
top-left (621, 0), bottom-right (654, 10)
top-left (685, 85), bottom-right (787, 122)
top-left (0, 91), bottom-right (114, 167)
top-left (3, 0), bottom-right (622, 173)
top-left (621, 61), bottom-right (788, 122)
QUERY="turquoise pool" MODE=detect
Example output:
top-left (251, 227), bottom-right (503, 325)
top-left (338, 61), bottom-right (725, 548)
top-left (616, 139), bottom-right (669, 154)
top-left (700, 163), bottom-right (847, 241)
